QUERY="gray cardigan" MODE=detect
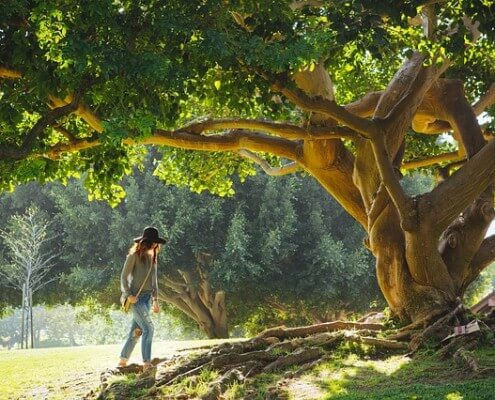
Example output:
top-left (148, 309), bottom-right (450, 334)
top-left (120, 252), bottom-right (158, 299)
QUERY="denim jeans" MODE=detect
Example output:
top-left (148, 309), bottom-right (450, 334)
top-left (120, 293), bottom-right (154, 362)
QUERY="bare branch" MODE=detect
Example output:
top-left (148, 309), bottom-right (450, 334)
top-left (382, 55), bottom-right (451, 133)
top-left (238, 149), bottom-right (299, 176)
top-left (162, 276), bottom-right (190, 293)
top-left (344, 91), bottom-right (383, 118)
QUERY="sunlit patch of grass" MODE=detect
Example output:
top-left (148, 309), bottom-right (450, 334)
top-left (223, 381), bottom-right (246, 399)
top-left (445, 392), bottom-right (464, 400)
top-left (159, 367), bottom-right (219, 398)
top-left (287, 345), bottom-right (495, 400)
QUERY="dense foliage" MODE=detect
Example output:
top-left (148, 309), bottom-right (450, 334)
top-left (0, 1), bottom-right (493, 198)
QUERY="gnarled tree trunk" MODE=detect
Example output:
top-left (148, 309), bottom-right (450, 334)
top-left (290, 55), bottom-right (495, 323)
top-left (158, 252), bottom-right (228, 338)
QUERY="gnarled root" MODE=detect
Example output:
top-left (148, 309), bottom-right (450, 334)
top-left (93, 320), bottom-right (411, 400)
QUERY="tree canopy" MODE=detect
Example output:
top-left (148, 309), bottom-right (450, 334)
top-left (2, 1), bottom-right (495, 323)
top-left (1, 1), bottom-right (493, 200)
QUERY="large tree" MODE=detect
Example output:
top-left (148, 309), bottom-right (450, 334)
top-left (1, 1), bottom-right (495, 324)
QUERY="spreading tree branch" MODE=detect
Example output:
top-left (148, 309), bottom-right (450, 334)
top-left (46, 129), bottom-right (301, 162)
top-left (381, 54), bottom-right (450, 134)
top-left (370, 134), bottom-right (412, 225)
top-left (182, 118), bottom-right (358, 140)
top-left (271, 81), bottom-right (377, 138)
top-left (402, 151), bottom-right (463, 170)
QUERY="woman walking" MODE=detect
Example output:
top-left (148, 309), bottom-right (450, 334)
top-left (118, 227), bottom-right (166, 370)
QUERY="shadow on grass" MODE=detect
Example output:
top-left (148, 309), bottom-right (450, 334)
top-left (306, 347), bottom-right (495, 400)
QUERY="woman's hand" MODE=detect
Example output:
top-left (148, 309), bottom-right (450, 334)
top-left (152, 299), bottom-right (160, 313)
top-left (127, 295), bottom-right (138, 304)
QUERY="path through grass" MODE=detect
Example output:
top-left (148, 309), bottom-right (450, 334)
top-left (0, 339), bottom-right (235, 399)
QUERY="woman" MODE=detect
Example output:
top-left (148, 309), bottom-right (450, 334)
top-left (118, 226), bottom-right (166, 370)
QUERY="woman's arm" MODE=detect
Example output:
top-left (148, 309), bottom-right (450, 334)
top-left (120, 253), bottom-right (136, 297)
top-left (152, 262), bottom-right (160, 312)
top-left (151, 262), bottom-right (158, 300)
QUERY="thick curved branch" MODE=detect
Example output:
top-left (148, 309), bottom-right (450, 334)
top-left (423, 138), bottom-right (495, 234)
top-left (183, 118), bottom-right (358, 141)
top-left (272, 82), bottom-right (377, 138)
top-left (381, 55), bottom-right (450, 134)
top-left (46, 128), bottom-right (300, 162)
top-left (344, 91), bottom-right (383, 118)
top-left (413, 82), bottom-right (495, 135)
top-left (158, 291), bottom-right (198, 321)
top-left (238, 149), bottom-right (299, 176)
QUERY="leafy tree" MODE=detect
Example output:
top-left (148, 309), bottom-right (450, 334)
top-left (2, 1), bottom-right (495, 324)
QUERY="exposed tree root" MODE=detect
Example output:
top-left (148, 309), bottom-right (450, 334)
top-left (91, 314), bottom-right (494, 400)
top-left (92, 320), bottom-right (410, 400)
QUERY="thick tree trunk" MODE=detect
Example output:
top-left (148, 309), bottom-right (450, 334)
top-left (293, 57), bottom-right (495, 324)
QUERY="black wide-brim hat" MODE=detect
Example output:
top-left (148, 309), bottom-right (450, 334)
top-left (134, 226), bottom-right (167, 244)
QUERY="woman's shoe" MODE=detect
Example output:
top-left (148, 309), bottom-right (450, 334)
top-left (118, 358), bottom-right (128, 368)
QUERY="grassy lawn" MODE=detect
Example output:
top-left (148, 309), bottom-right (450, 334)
top-left (1, 341), bottom-right (494, 399)
top-left (0, 339), bottom-right (235, 400)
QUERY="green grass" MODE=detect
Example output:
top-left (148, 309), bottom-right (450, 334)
top-left (0, 339), bottom-right (236, 400)
top-left (2, 341), bottom-right (494, 399)
top-left (290, 347), bottom-right (495, 400)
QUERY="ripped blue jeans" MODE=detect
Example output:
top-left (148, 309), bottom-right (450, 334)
top-left (120, 293), bottom-right (154, 362)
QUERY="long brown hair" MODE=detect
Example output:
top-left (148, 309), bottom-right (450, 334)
top-left (129, 240), bottom-right (161, 264)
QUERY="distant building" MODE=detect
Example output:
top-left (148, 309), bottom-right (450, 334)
top-left (471, 290), bottom-right (495, 315)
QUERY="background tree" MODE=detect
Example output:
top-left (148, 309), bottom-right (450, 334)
top-left (0, 207), bottom-right (58, 348)
top-left (1, 0), bottom-right (495, 326)
top-left (0, 163), bottom-right (382, 337)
